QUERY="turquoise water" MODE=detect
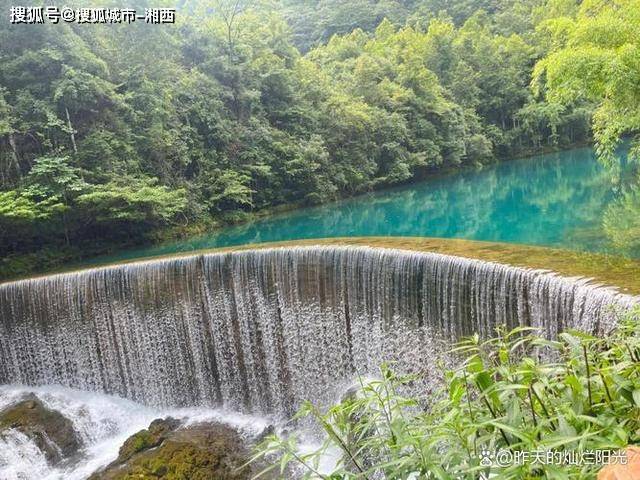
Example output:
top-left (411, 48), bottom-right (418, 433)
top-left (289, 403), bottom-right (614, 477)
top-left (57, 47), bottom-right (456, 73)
top-left (96, 146), bottom-right (632, 264)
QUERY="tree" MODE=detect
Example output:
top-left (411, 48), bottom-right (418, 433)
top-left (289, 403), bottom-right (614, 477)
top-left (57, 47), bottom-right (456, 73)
top-left (76, 177), bottom-right (188, 229)
top-left (197, 169), bottom-right (255, 214)
top-left (533, 0), bottom-right (640, 165)
top-left (604, 187), bottom-right (640, 251)
top-left (22, 156), bottom-right (87, 203)
top-left (0, 0), bottom-right (599, 275)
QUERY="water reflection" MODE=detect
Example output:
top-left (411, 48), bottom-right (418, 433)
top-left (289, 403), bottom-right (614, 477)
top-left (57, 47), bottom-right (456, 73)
top-left (100, 146), bottom-right (630, 263)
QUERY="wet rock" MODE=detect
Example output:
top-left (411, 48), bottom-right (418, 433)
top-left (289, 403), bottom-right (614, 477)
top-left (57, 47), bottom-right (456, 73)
top-left (255, 424), bottom-right (275, 444)
top-left (116, 417), bottom-right (182, 464)
top-left (90, 419), bottom-right (254, 480)
top-left (0, 394), bottom-right (81, 464)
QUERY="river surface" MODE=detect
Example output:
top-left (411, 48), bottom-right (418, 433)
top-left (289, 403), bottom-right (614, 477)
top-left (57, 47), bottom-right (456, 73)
top-left (95, 146), bottom-right (633, 264)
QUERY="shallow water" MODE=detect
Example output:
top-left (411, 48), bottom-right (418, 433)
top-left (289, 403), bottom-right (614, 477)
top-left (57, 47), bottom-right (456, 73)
top-left (92, 146), bottom-right (635, 266)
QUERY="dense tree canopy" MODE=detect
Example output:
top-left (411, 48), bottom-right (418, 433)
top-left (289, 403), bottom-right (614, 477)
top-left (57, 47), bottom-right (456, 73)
top-left (533, 0), bottom-right (640, 249)
top-left (0, 0), bottom-right (610, 275)
top-left (534, 0), bottom-right (640, 162)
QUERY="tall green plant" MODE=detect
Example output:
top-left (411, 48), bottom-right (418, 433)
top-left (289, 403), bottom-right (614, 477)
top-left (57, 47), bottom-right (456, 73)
top-left (252, 307), bottom-right (640, 479)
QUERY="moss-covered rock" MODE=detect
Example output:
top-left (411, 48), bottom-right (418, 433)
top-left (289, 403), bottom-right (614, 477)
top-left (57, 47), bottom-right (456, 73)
top-left (116, 417), bottom-right (181, 464)
top-left (90, 419), bottom-right (254, 480)
top-left (0, 394), bottom-right (81, 464)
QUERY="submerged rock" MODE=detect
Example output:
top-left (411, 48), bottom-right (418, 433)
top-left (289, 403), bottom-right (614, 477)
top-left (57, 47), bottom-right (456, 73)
top-left (90, 418), bottom-right (254, 480)
top-left (0, 394), bottom-right (81, 464)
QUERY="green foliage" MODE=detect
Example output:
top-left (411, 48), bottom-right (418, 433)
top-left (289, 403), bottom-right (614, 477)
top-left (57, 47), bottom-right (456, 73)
top-left (197, 169), bottom-right (255, 214)
top-left (534, 0), bottom-right (640, 164)
top-left (76, 178), bottom-right (188, 225)
top-left (283, 0), bottom-right (410, 52)
top-left (0, 0), bottom-right (595, 275)
top-left (22, 156), bottom-right (87, 204)
top-left (0, 157), bottom-right (188, 256)
top-left (253, 307), bottom-right (640, 479)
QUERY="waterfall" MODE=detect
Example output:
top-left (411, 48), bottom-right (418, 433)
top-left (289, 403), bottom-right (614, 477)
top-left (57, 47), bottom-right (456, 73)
top-left (0, 246), bottom-right (636, 417)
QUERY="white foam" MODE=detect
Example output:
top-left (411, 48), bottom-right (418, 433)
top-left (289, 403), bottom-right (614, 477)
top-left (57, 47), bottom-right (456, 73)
top-left (0, 429), bottom-right (51, 480)
top-left (0, 385), bottom-right (271, 480)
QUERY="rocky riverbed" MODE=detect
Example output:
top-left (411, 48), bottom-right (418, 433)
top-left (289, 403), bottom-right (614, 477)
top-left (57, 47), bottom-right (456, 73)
top-left (0, 386), bottom-right (276, 480)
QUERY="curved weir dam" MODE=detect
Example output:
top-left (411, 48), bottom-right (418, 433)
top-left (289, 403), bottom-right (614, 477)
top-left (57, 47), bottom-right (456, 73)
top-left (0, 246), bottom-right (637, 417)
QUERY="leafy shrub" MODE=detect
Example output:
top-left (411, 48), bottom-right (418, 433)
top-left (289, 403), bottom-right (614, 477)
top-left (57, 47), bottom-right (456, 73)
top-left (253, 307), bottom-right (640, 479)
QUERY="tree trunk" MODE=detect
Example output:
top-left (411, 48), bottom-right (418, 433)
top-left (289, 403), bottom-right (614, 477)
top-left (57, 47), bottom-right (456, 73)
top-left (65, 107), bottom-right (78, 155)
top-left (8, 133), bottom-right (21, 179)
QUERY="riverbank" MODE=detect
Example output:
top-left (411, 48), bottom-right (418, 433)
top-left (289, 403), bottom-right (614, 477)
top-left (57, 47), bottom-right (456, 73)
top-left (0, 143), bottom-right (597, 281)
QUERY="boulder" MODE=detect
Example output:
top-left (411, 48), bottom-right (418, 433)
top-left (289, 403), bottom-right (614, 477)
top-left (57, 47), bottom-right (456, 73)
top-left (116, 417), bottom-right (182, 464)
top-left (90, 418), bottom-right (255, 480)
top-left (0, 394), bottom-right (81, 464)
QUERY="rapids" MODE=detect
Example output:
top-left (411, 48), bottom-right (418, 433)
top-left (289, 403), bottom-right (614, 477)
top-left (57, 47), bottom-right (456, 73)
top-left (0, 385), bottom-right (270, 480)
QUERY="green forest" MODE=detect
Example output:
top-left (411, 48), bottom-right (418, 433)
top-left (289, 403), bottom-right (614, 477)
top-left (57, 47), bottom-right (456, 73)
top-left (0, 0), bottom-right (638, 276)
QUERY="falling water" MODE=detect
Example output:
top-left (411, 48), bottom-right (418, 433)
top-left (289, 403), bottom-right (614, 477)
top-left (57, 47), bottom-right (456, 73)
top-left (0, 246), bottom-right (637, 417)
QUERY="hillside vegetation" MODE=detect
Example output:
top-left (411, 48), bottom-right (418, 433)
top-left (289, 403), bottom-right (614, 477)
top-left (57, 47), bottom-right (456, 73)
top-left (1, 0), bottom-right (638, 275)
